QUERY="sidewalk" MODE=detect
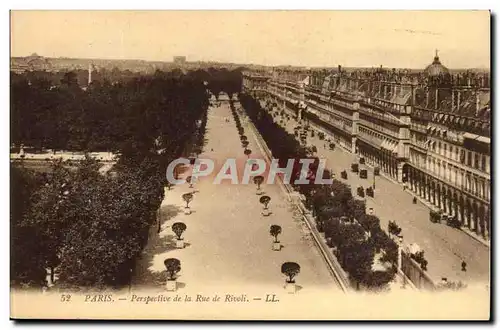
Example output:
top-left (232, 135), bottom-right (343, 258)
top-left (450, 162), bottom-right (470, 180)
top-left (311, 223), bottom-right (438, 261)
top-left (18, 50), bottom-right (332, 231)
top-left (132, 102), bottom-right (342, 295)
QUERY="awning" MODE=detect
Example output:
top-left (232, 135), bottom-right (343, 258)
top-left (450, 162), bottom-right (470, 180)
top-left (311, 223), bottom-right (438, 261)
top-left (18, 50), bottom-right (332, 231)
top-left (380, 139), bottom-right (399, 154)
top-left (380, 139), bottom-right (390, 150)
top-left (359, 137), bottom-right (383, 149)
top-left (391, 142), bottom-right (399, 153)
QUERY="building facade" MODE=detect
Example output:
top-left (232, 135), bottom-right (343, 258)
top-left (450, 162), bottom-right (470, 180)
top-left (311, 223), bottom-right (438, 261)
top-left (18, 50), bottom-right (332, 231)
top-left (242, 54), bottom-right (491, 240)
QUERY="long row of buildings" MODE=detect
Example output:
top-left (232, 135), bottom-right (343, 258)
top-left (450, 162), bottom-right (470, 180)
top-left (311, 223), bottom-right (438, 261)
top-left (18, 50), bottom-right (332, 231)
top-left (10, 53), bottom-right (246, 74)
top-left (242, 53), bottom-right (491, 240)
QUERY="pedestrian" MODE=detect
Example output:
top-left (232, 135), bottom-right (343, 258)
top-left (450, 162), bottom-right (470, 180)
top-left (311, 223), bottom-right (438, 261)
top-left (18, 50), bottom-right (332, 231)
top-left (211, 148), bottom-right (214, 152)
top-left (461, 261), bottom-right (467, 272)
top-left (413, 196), bottom-right (417, 204)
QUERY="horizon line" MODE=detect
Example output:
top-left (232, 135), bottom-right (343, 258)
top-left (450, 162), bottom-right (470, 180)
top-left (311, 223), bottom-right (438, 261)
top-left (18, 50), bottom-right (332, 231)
top-left (10, 53), bottom-right (490, 71)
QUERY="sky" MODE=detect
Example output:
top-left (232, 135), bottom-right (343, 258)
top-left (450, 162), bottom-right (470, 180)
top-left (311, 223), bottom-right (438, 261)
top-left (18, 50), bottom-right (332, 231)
top-left (10, 10), bottom-right (490, 69)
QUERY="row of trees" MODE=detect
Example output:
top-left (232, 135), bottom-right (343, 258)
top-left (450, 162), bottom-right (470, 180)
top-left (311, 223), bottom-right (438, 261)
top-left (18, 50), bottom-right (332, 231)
top-left (239, 94), bottom-right (319, 184)
top-left (11, 69), bottom-right (212, 289)
top-left (239, 93), bottom-right (398, 291)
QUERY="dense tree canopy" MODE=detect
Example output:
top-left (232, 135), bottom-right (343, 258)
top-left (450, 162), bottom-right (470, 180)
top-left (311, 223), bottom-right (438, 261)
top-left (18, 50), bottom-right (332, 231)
top-left (10, 67), bottom-right (241, 289)
top-left (11, 67), bottom-right (241, 153)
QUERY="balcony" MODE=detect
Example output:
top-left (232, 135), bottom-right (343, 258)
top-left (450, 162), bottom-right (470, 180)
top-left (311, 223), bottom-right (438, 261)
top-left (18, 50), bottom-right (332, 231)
top-left (359, 104), bottom-right (402, 126)
top-left (411, 124), bottom-right (428, 134)
top-left (359, 119), bottom-right (399, 139)
top-left (361, 97), bottom-right (411, 115)
top-left (306, 99), bottom-right (353, 121)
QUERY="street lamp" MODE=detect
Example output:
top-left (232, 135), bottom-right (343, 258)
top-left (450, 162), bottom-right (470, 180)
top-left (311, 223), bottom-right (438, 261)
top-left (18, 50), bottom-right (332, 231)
top-left (397, 235), bottom-right (406, 289)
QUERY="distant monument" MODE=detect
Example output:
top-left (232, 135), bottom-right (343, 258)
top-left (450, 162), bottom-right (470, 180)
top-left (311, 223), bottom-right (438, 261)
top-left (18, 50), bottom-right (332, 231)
top-left (88, 63), bottom-right (93, 86)
top-left (173, 56), bottom-right (187, 65)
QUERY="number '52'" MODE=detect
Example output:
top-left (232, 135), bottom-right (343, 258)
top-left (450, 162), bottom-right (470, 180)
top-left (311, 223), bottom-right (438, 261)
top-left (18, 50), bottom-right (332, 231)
top-left (60, 294), bottom-right (71, 302)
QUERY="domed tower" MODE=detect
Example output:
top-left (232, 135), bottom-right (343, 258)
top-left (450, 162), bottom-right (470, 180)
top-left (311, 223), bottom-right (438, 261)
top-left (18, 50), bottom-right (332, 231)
top-left (424, 50), bottom-right (451, 87)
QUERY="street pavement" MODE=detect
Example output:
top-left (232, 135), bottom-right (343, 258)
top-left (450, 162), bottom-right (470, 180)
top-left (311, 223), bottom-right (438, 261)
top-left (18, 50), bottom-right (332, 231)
top-left (132, 101), bottom-right (342, 299)
top-left (278, 111), bottom-right (489, 286)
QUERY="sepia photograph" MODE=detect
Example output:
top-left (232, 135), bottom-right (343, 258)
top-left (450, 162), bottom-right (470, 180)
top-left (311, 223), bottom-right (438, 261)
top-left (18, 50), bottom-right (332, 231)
top-left (9, 9), bottom-right (491, 320)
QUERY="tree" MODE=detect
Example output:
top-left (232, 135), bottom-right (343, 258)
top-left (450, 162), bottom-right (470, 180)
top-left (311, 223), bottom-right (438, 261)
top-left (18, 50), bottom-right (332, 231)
top-left (186, 176), bottom-right (194, 188)
top-left (343, 241), bottom-right (374, 290)
top-left (253, 175), bottom-right (264, 192)
top-left (359, 214), bottom-right (381, 235)
top-left (363, 269), bottom-right (395, 290)
top-left (316, 205), bottom-right (343, 232)
top-left (171, 222), bottom-right (187, 240)
top-left (281, 262), bottom-right (300, 283)
top-left (21, 160), bottom-right (74, 285)
top-left (240, 135), bottom-right (248, 142)
top-left (244, 149), bottom-right (252, 158)
top-left (259, 195), bottom-right (271, 210)
top-left (270, 225), bottom-right (282, 243)
top-left (242, 140), bottom-right (249, 149)
top-left (164, 258), bottom-right (181, 281)
top-left (10, 165), bottom-right (46, 286)
top-left (56, 157), bottom-right (164, 288)
top-left (182, 193), bottom-right (193, 209)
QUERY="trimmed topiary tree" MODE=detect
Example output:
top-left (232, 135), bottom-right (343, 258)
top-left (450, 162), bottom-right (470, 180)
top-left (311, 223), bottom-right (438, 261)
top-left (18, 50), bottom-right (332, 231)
top-left (186, 176), bottom-right (194, 188)
top-left (281, 262), bottom-right (300, 293)
top-left (253, 175), bottom-right (264, 194)
top-left (259, 195), bottom-right (271, 209)
top-left (182, 192), bottom-right (194, 215)
top-left (270, 225), bottom-right (282, 251)
top-left (172, 222), bottom-right (187, 248)
top-left (164, 258), bottom-right (181, 291)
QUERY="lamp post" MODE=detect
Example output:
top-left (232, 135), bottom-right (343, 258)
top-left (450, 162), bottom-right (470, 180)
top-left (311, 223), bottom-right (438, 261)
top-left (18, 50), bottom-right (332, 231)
top-left (397, 235), bottom-right (406, 289)
top-left (397, 235), bottom-right (404, 271)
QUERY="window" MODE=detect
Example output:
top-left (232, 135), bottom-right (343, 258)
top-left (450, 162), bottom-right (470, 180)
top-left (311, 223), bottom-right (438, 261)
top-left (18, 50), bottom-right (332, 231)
top-left (444, 144), bottom-right (447, 157)
top-left (481, 155), bottom-right (486, 172)
top-left (455, 147), bottom-right (459, 161)
top-left (467, 151), bottom-right (472, 166)
top-left (474, 153), bottom-right (480, 169)
top-left (438, 142), bottom-right (441, 154)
